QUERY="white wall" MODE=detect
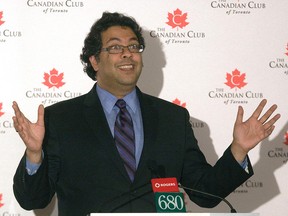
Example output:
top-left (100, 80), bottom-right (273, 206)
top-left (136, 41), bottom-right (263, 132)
top-left (0, 1), bottom-right (287, 215)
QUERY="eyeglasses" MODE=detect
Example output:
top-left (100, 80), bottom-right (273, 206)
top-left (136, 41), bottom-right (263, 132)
top-left (101, 44), bottom-right (144, 54)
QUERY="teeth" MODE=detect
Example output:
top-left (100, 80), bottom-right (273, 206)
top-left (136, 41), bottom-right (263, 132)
top-left (119, 65), bottom-right (133, 69)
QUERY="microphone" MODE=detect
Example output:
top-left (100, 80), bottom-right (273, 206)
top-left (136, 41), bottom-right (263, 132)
top-left (97, 160), bottom-right (159, 213)
top-left (178, 183), bottom-right (237, 213)
top-left (147, 160), bottom-right (166, 178)
top-left (97, 181), bottom-right (152, 212)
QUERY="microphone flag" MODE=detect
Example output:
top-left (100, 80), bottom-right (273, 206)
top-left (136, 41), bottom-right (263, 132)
top-left (151, 177), bottom-right (186, 213)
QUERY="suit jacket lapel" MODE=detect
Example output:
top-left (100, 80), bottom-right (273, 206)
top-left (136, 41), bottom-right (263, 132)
top-left (83, 84), bottom-right (131, 182)
top-left (134, 89), bottom-right (159, 183)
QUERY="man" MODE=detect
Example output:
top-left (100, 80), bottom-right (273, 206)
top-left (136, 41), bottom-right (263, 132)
top-left (12, 12), bottom-right (280, 216)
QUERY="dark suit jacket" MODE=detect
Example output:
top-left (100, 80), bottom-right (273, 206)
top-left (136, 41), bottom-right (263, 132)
top-left (13, 84), bottom-right (253, 216)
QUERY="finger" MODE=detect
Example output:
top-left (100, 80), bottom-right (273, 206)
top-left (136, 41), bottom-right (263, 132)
top-left (12, 101), bottom-right (21, 117)
top-left (265, 125), bottom-right (276, 137)
top-left (12, 101), bottom-right (25, 123)
top-left (235, 105), bottom-right (244, 125)
top-left (12, 101), bottom-right (22, 131)
top-left (12, 116), bottom-right (20, 132)
top-left (251, 99), bottom-right (267, 119)
top-left (263, 113), bottom-right (281, 130)
top-left (37, 104), bottom-right (45, 127)
top-left (258, 104), bottom-right (278, 124)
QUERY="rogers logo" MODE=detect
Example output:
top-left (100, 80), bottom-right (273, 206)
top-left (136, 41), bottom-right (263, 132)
top-left (0, 103), bottom-right (4, 118)
top-left (151, 177), bottom-right (179, 192)
top-left (225, 69), bottom-right (247, 89)
top-left (42, 68), bottom-right (65, 89)
top-left (154, 182), bottom-right (176, 188)
top-left (0, 11), bottom-right (5, 26)
top-left (166, 8), bottom-right (189, 29)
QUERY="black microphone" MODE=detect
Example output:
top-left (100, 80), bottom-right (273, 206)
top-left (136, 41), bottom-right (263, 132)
top-left (147, 160), bottom-right (159, 177)
top-left (96, 160), bottom-right (160, 213)
top-left (147, 160), bottom-right (166, 178)
top-left (178, 183), bottom-right (237, 213)
top-left (96, 181), bottom-right (152, 213)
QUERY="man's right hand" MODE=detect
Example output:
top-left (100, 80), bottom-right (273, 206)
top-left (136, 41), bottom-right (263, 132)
top-left (12, 101), bottom-right (45, 164)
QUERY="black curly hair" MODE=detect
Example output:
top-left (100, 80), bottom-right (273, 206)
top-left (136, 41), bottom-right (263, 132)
top-left (80, 12), bottom-right (145, 81)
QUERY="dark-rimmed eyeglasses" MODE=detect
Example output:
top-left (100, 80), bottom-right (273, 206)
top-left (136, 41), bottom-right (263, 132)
top-left (101, 44), bottom-right (144, 54)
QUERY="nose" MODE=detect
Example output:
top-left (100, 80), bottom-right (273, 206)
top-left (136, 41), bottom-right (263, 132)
top-left (121, 47), bottom-right (132, 58)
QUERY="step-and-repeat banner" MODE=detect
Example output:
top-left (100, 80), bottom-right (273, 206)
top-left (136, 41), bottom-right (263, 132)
top-left (0, 1), bottom-right (287, 216)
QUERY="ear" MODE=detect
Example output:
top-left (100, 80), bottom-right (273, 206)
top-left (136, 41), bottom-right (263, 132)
top-left (89, 55), bottom-right (99, 72)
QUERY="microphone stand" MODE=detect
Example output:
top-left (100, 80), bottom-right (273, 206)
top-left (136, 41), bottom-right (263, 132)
top-left (179, 183), bottom-right (237, 213)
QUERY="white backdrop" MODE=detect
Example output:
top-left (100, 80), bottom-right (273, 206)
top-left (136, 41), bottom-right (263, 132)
top-left (0, 1), bottom-right (287, 216)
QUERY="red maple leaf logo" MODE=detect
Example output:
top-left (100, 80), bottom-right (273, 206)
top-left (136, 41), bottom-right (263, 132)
top-left (172, 98), bottom-right (186, 108)
top-left (42, 68), bottom-right (65, 89)
top-left (284, 131), bottom-right (288, 145)
top-left (0, 103), bottom-right (4, 118)
top-left (0, 11), bottom-right (5, 26)
top-left (166, 9), bottom-right (189, 29)
top-left (285, 43), bottom-right (288, 57)
top-left (225, 69), bottom-right (247, 89)
top-left (0, 193), bottom-right (4, 208)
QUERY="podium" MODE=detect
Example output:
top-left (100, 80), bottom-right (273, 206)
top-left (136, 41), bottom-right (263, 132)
top-left (91, 213), bottom-right (259, 216)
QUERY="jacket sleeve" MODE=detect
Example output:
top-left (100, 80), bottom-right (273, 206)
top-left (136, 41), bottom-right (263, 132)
top-left (13, 107), bottom-right (57, 210)
top-left (180, 108), bottom-right (254, 208)
top-left (13, 152), bottom-right (54, 210)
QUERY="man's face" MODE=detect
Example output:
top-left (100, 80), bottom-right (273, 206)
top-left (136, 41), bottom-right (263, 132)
top-left (89, 26), bottom-right (143, 97)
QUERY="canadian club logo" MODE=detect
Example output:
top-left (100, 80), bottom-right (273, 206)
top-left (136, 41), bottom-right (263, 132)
top-left (172, 98), bottom-right (186, 108)
top-left (26, 1), bottom-right (84, 14)
top-left (0, 193), bottom-right (4, 208)
top-left (42, 68), bottom-right (65, 89)
top-left (166, 9), bottom-right (189, 29)
top-left (0, 103), bottom-right (4, 118)
top-left (208, 68), bottom-right (264, 105)
top-left (225, 69), bottom-right (247, 89)
top-left (0, 10), bottom-right (21, 42)
top-left (210, 0), bottom-right (266, 15)
top-left (284, 132), bottom-right (288, 145)
top-left (268, 43), bottom-right (288, 75)
top-left (25, 67), bottom-right (81, 106)
top-left (0, 11), bottom-right (5, 26)
top-left (172, 99), bottom-right (204, 129)
top-left (150, 8), bottom-right (205, 45)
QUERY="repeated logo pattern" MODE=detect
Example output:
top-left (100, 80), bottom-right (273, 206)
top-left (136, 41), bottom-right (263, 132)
top-left (225, 69), bottom-right (247, 89)
top-left (172, 98), bottom-right (186, 108)
top-left (284, 132), bottom-right (288, 145)
top-left (166, 9), bottom-right (189, 29)
top-left (0, 11), bottom-right (5, 26)
top-left (0, 193), bottom-right (4, 208)
top-left (42, 68), bottom-right (65, 89)
top-left (0, 103), bottom-right (4, 118)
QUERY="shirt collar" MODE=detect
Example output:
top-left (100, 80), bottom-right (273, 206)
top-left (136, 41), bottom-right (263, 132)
top-left (96, 84), bottom-right (138, 114)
